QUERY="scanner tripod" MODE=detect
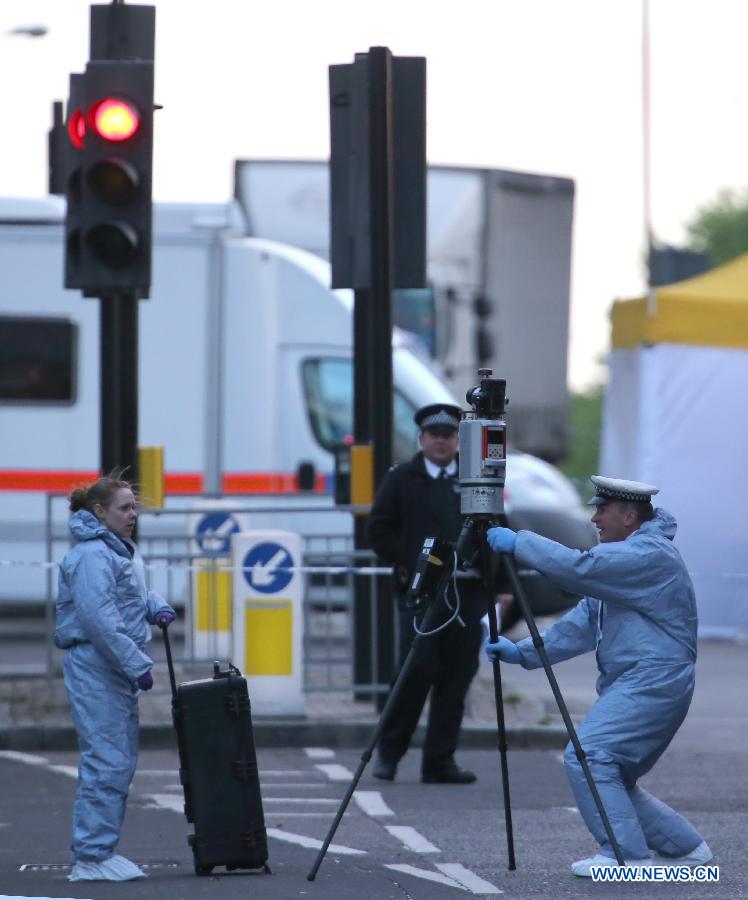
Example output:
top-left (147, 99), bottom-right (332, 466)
top-left (307, 515), bottom-right (625, 881)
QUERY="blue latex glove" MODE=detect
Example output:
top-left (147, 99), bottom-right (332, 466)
top-left (484, 636), bottom-right (522, 665)
top-left (136, 671), bottom-right (154, 691)
top-left (155, 609), bottom-right (176, 628)
top-left (486, 526), bottom-right (517, 554)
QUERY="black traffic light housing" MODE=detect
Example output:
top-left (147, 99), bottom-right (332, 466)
top-left (65, 58), bottom-right (154, 298)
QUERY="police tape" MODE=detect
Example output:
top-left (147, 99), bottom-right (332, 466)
top-left (0, 558), bottom-right (392, 575)
top-left (2, 558), bottom-right (747, 579)
top-left (0, 559), bottom-right (506, 578)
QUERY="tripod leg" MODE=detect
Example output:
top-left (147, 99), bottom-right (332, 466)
top-left (479, 534), bottom-right (517, 870)
top-left (307, 598), bottom-right (444, 881)
top-left (502, 553), bottom-right (626, 866)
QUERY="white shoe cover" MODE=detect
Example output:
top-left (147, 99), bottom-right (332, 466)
top-left (571, 853), bottom-right (651, 877)
top-left (69, 854), bottom-right (146, 881)
top-left (655, 840), bottom-right (713, 867)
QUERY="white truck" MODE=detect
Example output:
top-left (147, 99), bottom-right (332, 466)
top-left (0, 194), bottom-right (593, 611)
top-left (235, 159), bottom-right (575, 462)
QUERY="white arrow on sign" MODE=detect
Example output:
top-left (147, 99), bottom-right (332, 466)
top-left (251, 549), bottom-right (289, 586)
top-left (202, 517), bottom-right (238, 552)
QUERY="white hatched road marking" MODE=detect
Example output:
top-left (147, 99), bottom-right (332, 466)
top-left (263, 797), bottom-right (338, 804)
top-left (315, 763), bottom-right (354, 781)
top-left (436, 863), bottom-right (503, 894)
top-left (265, 828), bottom-right (365, 855)
top-left (385, 864), bottom-right (468, 890)
top-left (384, 825), bottom-right (440, 853)
top-left (352, 790), bottom-right (394, 817)
top-left (304, 747), bottom-right (335, 759)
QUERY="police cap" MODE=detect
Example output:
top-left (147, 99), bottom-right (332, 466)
top-left (414, 403), bottom-right (461, 432)
top-left (588, 475), bottom-right (660, 505)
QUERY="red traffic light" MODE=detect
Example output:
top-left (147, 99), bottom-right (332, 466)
top-left (68, 109), bottom-right (86, 149)
top-left (90, 98), bottom-right (140, 142)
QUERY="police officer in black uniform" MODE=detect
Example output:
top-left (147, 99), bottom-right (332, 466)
top-left (366, 402), bottom-right (484, 784)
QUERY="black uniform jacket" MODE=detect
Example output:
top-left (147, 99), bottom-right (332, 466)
top-left (367, 451), bottom-right (462, 585)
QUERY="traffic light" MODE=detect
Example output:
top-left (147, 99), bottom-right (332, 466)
top-left (64, 59), bottom-right (154, 298)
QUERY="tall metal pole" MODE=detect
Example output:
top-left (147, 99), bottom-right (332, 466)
top-left (100, 292), bottom-right (139, 481)
top-left (642, 0), bottom-right (657, 315)
top-left (353, 49), bottom-right (397, 701)
top-left (367, 46), bottom-right (395, 487)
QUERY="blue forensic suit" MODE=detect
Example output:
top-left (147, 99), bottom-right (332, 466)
top-left (512, 509), bottom-right (704, 861)
top-left (55, 510), bottom-right (174, 862)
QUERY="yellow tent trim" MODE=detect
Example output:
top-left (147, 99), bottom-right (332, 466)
top-left (611, 252), bottom-right (748, 349)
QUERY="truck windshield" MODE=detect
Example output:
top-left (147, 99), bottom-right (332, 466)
top-left (302, 358), bottom-right (419, 462)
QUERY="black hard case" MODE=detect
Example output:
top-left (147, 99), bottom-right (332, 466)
top-left (162, 628), bottom-right (269, 876)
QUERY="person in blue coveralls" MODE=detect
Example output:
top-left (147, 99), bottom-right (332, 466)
top-left (55, 473), bottom-right (176, 882)
top-left (484, 476), bottom-right (712, 878)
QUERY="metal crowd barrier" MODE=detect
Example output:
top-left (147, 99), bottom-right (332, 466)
top-left (31, 494), bottom-right (396, 693)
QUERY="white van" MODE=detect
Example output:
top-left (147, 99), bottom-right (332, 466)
top-left (0, 196), bottom-right (595, 610)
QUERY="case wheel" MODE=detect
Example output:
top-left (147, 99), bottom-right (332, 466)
top-left (195, 863), bottom-right (214, 876)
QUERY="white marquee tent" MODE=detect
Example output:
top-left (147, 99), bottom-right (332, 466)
top-left (600, 254), bottom-right (748, 638)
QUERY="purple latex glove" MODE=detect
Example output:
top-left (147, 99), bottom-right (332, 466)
top-left (155, 608), bottom-right (176, 628)
top-left (136, 671), bottom-right (154, 691)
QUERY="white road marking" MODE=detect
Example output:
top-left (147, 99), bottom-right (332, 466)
top-left (259, 770), bottom-right (307, 776)
top-left (304, 747), bottom-right (335, 759)
top-left (263, 797), bottom-right (338, 804)
top-left (352, 790), bottom-right (394, 817)
top-left (48, 765), bottom-right (78, 779)
top-left (251, 783), bottom-right (329, 789)
top-left (142, 793), bottom-right (184, 813)
top-left (266, 828), bottom-right (365, 855)
top-left (134, 769), bottom-right (179, 777)
top-left (553, 806), bottom-right (580, 814)
top-left (553, 752), bottom-right (565, 764)
top-left (264, 812), bottom-right (335, 817)
top-left (436, 863), bottom-right (503, 894)
top-left (2, 894), bottom-right (94, 899)
top-left (385, 863), bottom-right (467, 890)
top-left (315, 763), bottom-right (354, 781)
top-left (384, 825), bottom-right (440, 853)
top-left (0, 751), bottom-right (48, 765)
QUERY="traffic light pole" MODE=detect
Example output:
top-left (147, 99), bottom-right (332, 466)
top-left (351, 49), bottom-right (397, 705)
top-left (100, 291), bottom-right (139, 481)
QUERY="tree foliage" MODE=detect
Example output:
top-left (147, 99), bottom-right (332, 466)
top-left (686, 188), bottom-right (748, 266)
top-left (559, 386), bottom-right (604, 498)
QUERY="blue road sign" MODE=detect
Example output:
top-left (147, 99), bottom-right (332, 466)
top-left (195, 512), bottom-right (241, 556)
top-left (242, 542), bottom-right (294, 593)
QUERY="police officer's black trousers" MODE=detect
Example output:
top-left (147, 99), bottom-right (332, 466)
top-left (377, 581), bottom-right (484, 770)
